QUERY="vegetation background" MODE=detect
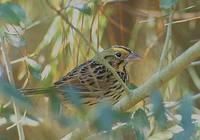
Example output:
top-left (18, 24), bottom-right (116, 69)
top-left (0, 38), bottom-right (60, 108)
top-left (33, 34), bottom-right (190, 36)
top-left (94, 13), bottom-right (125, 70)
top-left (0, 0), bottom-right (200, 140)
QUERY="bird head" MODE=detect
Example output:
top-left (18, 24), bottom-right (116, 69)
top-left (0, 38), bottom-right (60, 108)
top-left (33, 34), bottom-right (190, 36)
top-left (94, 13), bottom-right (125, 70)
top-left (96, 45), bottom-right (140, 70)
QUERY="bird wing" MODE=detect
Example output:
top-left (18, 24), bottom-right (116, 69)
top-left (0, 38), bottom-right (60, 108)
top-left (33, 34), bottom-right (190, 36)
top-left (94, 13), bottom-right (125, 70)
top-left (53, 60), bottom-right (120, 104)
top-left (54, 60), bottom-right (112, 93)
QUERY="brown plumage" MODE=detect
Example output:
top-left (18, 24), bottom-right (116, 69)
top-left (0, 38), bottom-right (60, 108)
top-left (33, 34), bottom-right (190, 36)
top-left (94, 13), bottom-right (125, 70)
top-left (21, 45), bottom-right (140, 107)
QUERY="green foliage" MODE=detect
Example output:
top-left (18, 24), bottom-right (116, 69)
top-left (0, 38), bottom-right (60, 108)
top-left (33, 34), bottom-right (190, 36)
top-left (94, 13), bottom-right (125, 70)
top-left (0, 105), bottom-right (9, 118)
top-left (63, 86), bottom-right (83, 109)
top-left (56, 114), bottom-right (82, 128)
top-left (151, 90), bottom-right (167, 128)
top-left (73, 3), bottom-right (92, 15)
top-left (180, 95), bottom-right (194, 130)
top-left (127, 83), bottom-right (137, 90)
top-left (160, 0), bottom-right (180, 9)
top-left (132, 109), bottom-right (150, 140)
top-left (92, 103), bottom-right (130, 132)
top-left (93, 104), bottom-right (114, 131)
top-left (0, 2), bottom-right (26, 25)
top-left (49, 92), bottom-right (61, 116)
top-left (0, 81), bottom-right (31, 107)
top-left (26, 58), bottom-right (42, 80)
top-left (0, 64), bottom-right (4, 80)
top-left (173, 95), bottom-right (195, 140)
top-left (49, 91), bottom-right (83, 128)
top-left (6, 34), bottom-right (26, 48)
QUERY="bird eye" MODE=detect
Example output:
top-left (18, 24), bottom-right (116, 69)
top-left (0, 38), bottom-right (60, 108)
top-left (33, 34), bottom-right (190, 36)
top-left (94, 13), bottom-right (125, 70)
top-left (115, 52), bottom-right (121, 58)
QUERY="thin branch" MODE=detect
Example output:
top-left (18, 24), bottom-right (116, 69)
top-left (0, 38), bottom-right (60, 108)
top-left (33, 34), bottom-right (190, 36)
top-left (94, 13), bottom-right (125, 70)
top-left (3, 101), bottom-right (11, 108)
top-left (190, 60), bottom-right (200, 66)
top-left (139, 15), bottom-right (200, 26)
top-left (158, 10), bottom-right (173, 70)
top-left (63, 0), bottom-right (73, 10)
top-left (114, 40), bottom-right (200, 112)
top-left (165, 16), bottom-right (200, 25)
top-left (166, 109), bottom-right (181, 125)
top-left (25, 16), bottom-right (52, 30)
top-left (187, 67), bottom-right (200, 90)
top-left (76, 14), bottom-right (84, 66)
top-left (0, 38), bottom-right (25, 140)
top-left (7, 110), bottom-right (27, 130)
top-left (97, 13), bottom-right (100, 51)
top-left (11, 56), bottom-right (28, 64)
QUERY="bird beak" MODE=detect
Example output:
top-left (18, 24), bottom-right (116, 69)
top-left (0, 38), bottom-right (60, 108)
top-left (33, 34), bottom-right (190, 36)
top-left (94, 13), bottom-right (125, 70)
top-left (125, 52), bottom-right (141, 62)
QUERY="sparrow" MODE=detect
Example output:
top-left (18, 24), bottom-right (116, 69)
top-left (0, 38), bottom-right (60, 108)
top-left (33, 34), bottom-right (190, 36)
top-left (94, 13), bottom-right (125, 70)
top-left (22, 45), bottom-right (140, 107)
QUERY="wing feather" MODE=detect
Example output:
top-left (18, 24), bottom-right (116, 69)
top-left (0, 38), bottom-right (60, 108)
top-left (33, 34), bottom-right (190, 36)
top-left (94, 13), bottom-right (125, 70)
top-left (53, 60), bottom-right (127, 105)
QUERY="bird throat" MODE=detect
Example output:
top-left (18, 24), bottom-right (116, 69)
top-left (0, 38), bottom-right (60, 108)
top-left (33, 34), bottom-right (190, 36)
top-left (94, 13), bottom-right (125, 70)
top-left (110, 60), bottom-right (127, 72)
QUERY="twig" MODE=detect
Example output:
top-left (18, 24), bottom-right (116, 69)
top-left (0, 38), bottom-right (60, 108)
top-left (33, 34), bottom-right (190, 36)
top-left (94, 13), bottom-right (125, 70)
top-left (0, 37), bottom-right (25, 140)
top-left (7, 110), bottom-right (27, 130)
top-left (187, 67), bottom-right (200, 90)
top-left (76, 14), bottom-right (84, 66)
top-left (11, 56), bottom-right (28, 64)
top-left (3, 101), bottom-right (11, 108)
top-left (158, 10), bottom-right (173, 70)
top-left (114, 40), bottom-right (200, 112)
top-left (97, 13), bottom-right (100, 51)
top-left (25, 16), bottom-right (52, 30)
top-left (165, 109), bottom-right (181, 125)
top-left (139, 15), bottom-right (200, 26)
top-left (165, 16), bottom-right (200, 25)
top-left (190, 60), bottom-right (200, 66)
top-left (63, 0), bottom-right (73, 10)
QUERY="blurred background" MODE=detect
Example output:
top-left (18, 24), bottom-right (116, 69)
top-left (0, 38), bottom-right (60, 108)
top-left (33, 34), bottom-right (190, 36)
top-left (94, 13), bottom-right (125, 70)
top-left (0, 0), bottom-right (200, 139)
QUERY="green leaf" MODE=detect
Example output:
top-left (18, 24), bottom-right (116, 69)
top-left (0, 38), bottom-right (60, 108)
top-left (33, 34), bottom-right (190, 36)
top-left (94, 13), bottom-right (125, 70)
top-left (173, 95), bottom-right (195, 140)
top-left (134, 129), bottom-right (145, 140)
top-left (93, 103), bottom-right (114, 131)
top-left (160, 0), bottom-right (179, 9)
top-left (91, 103), bottom-right (130, 132)
top-left (49, 92), bottom-right (61, 117)
top-left (41, 65), bottom-right (51, 80)
top-left (56, 114), bottom-right (82, 129)
top-left (26, 58), bottom-right (41, 80)
top-left (49, 91), bottom-right (81, 128)
top-left (0, 2), bottom-right (26, 25)
top-left (73, 4), bottom-right (92, 15)
top-left (0, 64), bottom-right (4, 81)
top-left (180, 95), bottom-right (193, 129)
top-left (151, 90), bottom-right (167, 128)
top-left (6, 34), bottom-right (26, 48)
top-left (0, 81), bottom-right (31, 107)
top-left (132, 109), bottom-right (150, 129)
top-left (132, 109), bottom-right (150, 140)
top-left (0, 26), bottom-right (5, 37)
top-left (63, 86), bottom-right (83, 110)
top-left (127, 83), bottom-right (137, 90)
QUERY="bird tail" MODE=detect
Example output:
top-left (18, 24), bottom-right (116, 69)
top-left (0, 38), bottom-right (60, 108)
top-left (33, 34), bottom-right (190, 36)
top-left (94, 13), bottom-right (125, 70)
top-left (20, 87), bottom-right (54, 96)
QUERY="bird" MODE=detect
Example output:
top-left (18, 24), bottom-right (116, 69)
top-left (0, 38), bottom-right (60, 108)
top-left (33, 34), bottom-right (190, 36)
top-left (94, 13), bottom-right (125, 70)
top-left (21, 45), bottom-right (140, 108)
